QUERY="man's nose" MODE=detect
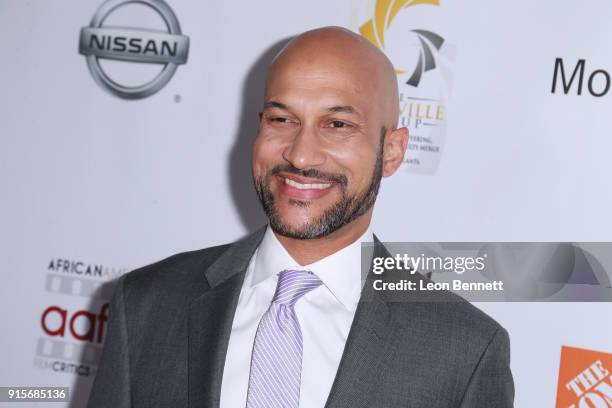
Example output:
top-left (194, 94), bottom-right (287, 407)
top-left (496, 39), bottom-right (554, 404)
top-left (281, 124), bottom-right (326, 169)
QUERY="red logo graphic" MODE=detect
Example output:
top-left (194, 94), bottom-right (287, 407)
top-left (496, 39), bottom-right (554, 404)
top-left (41, 303), bottom-right (109, 343)
top-left (556, 345), bottom-right (612, 407)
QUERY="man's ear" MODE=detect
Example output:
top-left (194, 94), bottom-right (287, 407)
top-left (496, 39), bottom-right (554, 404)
top-left (382, 127), bottom-right (408, 177)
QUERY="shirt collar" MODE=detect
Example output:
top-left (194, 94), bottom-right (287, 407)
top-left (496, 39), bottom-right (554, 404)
top-left (249, 225), bottom-right (374, 311)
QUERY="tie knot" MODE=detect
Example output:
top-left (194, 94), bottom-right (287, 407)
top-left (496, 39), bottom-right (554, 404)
top-left (272, 269), bottom-right (322, 306)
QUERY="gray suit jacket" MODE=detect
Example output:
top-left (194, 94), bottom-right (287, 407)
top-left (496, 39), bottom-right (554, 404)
top-left (87, 227), bottom-right (514, 407)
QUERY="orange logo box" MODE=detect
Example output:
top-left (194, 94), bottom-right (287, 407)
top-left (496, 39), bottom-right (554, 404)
top-left (556, 345), bottom-right (612, 407)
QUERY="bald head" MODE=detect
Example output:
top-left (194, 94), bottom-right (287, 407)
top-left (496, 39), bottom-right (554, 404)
top-left (266, 26), bottom-right (400, 129)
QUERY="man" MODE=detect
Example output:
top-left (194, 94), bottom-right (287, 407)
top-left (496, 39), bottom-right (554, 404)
top-left (88, 27), bottom-right (514, 408)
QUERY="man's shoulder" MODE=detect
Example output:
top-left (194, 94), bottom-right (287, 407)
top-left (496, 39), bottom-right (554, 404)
top-left (390, 280), bottom-right (506, 346)
top-left (120, 242), bottom-right (233, 301)
top-left (113, 227), bottom-right (267, 307)
top-left (440, 291), bottom-right (505, 341)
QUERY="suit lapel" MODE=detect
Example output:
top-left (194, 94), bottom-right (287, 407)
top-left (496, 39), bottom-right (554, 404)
top-left (324, 297), bottom-right (399, 408)
top-left (325, 236), bottom-right (408, 408)
top-left (187, 227), bottom-right (266, 408)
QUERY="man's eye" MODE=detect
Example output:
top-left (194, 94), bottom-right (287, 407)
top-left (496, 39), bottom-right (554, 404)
top-left (269, 117), bottom-right (293, 124)
top-left (329, 120), bottom-right (348, 128)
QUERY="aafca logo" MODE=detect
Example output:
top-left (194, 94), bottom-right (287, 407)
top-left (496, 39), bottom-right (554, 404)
top-left (556, 346), bottom-right (612, 407)
top-left (79, 0), bottom-right (189, 99)
top-left (33, 258), bottom-right (126, 377)
top-left (355, 0), bottom-right (454, 175)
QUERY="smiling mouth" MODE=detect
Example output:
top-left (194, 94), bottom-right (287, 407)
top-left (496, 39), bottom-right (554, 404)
top-left (276, 174), bottom-right (336, 200)
top-left (283, 177), bottom-right (332, 190)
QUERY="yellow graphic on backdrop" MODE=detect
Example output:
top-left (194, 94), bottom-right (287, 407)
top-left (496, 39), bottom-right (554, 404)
top-left (360, 0), bottom-right (440, 75)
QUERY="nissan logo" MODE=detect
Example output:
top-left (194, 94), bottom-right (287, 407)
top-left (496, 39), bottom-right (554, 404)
top-left (79, 0), bottom-right (189, 99)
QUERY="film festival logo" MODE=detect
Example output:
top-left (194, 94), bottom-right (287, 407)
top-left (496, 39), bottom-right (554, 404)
top-left (33, 258), bottom-right (128, 377)
top-left (79, 0), bottom-right (189, 99)
top-left (556, 346), bottom-right (612, 407)
top-left (357, 0), bottom-right (454, 175)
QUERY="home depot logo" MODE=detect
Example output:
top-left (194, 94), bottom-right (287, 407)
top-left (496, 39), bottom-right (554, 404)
top-left (556, 346), bottom-right (612, 407)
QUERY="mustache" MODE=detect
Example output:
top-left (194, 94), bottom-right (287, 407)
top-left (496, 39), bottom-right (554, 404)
top-left (269, 164), bottom-right (347, 186)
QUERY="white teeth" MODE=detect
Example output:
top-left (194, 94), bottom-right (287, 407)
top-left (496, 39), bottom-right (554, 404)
top-left (284, 178), bottom-right (331, 190)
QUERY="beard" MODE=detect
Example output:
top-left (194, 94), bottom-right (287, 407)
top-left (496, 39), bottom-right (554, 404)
top-left (254, 131), bottom-right (385, 239)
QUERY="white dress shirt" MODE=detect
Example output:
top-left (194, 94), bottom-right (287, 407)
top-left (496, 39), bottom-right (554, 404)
top-left (219, 225), bottom-right (373, 408)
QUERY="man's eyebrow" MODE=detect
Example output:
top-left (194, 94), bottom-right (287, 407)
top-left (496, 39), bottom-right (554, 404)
top-left (262, 102), bottom-right (361, 116)
top-left (327, 105), bottom-right (360, 116)
top-left (263, 100), bottom-right (288, 110)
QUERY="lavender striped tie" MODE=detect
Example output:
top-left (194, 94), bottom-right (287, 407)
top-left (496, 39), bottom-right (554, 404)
top-left (246, 269), bottom-right (322, 408)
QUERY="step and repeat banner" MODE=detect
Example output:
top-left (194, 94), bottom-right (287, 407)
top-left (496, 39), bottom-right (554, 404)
top-left (1, 0), bottom-right (611, 406)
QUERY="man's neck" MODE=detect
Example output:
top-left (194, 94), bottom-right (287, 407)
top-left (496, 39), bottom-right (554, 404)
top-left (273, 214), bottom-right (372, 266)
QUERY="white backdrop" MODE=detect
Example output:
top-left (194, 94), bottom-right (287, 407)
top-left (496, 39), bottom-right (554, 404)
top-left (1, 0), bottom-right (611, 406)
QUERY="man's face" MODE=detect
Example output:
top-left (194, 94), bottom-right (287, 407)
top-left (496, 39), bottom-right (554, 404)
top-left (252, 56), bottom-right (387, 239)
